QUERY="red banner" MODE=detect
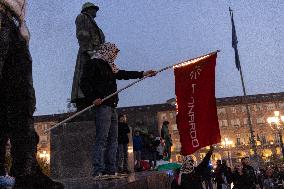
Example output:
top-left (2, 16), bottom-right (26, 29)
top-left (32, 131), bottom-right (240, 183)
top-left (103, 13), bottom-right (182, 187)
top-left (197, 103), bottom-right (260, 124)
top-left (174, 53), bottom-right (221, 155)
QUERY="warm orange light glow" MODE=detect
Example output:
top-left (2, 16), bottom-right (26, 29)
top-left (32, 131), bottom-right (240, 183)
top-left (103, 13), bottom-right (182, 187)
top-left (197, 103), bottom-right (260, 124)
top-left (173, 54), bottom-right (211, 68)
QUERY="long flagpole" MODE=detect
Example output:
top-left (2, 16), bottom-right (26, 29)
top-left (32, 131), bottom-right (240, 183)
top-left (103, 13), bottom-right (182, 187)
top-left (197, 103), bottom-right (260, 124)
top-left (238, 53), bottom-right (258, 157)
top-left (45, 50), bottom-right (220, 133)
top-left (229, 8), bottom-right (258, 159)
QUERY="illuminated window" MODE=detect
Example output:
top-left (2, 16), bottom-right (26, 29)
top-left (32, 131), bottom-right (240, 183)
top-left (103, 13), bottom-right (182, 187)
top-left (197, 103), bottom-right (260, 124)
top-left (267, 103), bottom-right (276, 111)
top-left (217, 108), bottom-right (226, 115)
top-left (243, 118), bottom-right (248, 125)
top-left (231, 107), bottom-right (237, 113)
top-left (219, 120), bottom-right (228, 127)
top-left (256, 117), bottom-right (265, 124)
top-left (279, 103), bottom-right (284, 109)
top-left (231, 119), bottom-right (240, 127)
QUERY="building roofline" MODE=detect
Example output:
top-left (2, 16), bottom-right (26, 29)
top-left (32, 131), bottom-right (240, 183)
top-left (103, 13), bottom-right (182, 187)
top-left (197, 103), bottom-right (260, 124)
top-left (34, 92), bottom-right (284, 122)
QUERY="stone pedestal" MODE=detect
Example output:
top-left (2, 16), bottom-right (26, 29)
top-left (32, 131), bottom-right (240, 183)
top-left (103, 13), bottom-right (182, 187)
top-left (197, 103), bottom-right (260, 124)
top-left (50, 120), bottom-right (172, 189)
top-left (50, 121), bottom-right (96, 179)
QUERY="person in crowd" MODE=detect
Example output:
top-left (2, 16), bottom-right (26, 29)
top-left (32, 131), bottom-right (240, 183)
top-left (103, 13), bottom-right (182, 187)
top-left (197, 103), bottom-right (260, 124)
top-left (263, 167), bottom-right (276, 189)
top-left (231, 163), bottom-right (246, 189)
top-left (147, 133), bottom-right (160, 170)
top-left (161, 121), bottom-right (172, 160)
top-left (202, 161), bottom-right (214, 189)
top-left (214, 160), bottom-right (222, 189)
top-left (277, 164), bottom-right (284, 188)
top-left (156, 138), bottom-right (164, 160)
top-left (175, 146), bottom-right (214, 189)
top-left (117, 114), bottom-right (130, 174)
top-left (215, 160), bottom-right (232, 189)
top-left (80, 41), bottom-right (156, 177)
top-left (0, 1), bottom-right (64, 188)
top-left (133, 130), bottom-right (143, 171)
top-left (71, 2), bottom-right (105, 111)
top-left (241, 157), bottom-right (258, 189)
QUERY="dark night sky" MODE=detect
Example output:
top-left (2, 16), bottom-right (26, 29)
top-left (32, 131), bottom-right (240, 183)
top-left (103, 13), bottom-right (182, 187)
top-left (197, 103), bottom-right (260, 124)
top-left (26, 1), bottom-right (283, 115)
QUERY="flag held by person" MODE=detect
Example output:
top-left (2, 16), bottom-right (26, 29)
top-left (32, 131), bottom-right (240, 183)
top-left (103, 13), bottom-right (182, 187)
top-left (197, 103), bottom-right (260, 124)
top-left (174, 53), bottom-right (221, 155)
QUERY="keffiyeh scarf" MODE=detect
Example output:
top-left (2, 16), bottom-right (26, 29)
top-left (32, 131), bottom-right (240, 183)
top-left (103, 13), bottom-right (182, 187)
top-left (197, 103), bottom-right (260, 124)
top-left (180, 155), bottom-right (195, 174)
top-left (91, 42), bottom-right (120, 73)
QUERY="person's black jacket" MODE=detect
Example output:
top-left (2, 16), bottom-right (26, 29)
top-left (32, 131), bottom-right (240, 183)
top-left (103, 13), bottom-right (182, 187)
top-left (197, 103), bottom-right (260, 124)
top-left (180, 150), bottom-right (213, 189)
top-left (231, 171), bottom-right (248, 189)
top-left (80, 58), bottom-right (144, 107)
top-left (118, 122), bottom-right (130, 144)
top-left (243, 165), bottom-right (257, 186)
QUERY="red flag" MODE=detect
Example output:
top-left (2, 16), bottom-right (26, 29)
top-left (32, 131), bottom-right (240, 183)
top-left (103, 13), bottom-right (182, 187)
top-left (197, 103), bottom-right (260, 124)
top-left (174, 53), bottom-right (221, 155)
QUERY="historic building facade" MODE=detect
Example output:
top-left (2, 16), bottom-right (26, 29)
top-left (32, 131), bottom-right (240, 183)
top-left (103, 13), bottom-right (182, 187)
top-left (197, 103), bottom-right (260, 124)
top-left (34, 92), bottom-right (284, 165)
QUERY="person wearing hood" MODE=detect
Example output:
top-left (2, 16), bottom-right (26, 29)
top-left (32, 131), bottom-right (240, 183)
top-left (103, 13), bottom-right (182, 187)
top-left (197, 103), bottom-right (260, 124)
top-left (176, 146), bottom-right (214, 189)
top-left (80, 42), bottom-right (156, 177)
top-left (71, 2), bottom-right (105, 111)
top-left (0, 1), bottom-right (64, 189)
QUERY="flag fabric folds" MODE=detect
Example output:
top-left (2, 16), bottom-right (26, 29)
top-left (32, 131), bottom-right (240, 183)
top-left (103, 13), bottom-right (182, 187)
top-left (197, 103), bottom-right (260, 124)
top-left (174, 53), bottom-right (221, 155)
top-left (230, 7), bottom-right (241, 71)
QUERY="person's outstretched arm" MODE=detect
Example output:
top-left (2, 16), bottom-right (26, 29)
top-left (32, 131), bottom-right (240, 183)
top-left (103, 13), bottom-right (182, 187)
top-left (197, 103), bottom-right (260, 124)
top-left (115, 70), bottom-right (156, 80)
top-left (195, 146), bottom-right (214, 174)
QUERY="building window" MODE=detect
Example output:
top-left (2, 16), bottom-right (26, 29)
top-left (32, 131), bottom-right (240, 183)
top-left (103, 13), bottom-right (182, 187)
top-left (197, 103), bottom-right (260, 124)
top-left (217, 108), bottom-right (226, 115)
top-left (260, 134), bottom-right (267, 144)
top-left (39, 135), bottom-right (48, 143)
top-left (172, 124), bottom-right (178, 131)
top-left (236, 134), bottom-right (241, 145)
top-left (256, 104), bottom-right (263, 111)
top-left (231, 119), bottom-right (240, 127)
top-left (219, 120), bottom-right (228, 127)
top-left (243, 118), bottom-right (248, 125)
top-left (231, 107), bottom-right (237, 113)
top-left (267, 103), bottom-right (276, 111)
top-left (256, 117), bottom-right (265, 124)
top-left (170, 112), bottom-right (176, 119)
top-left (279, 103), bottom-right (284, 110)
top-left (275, 133), bottom-right (280, 144)
top-left (161, 113), bottom-right (167, 120)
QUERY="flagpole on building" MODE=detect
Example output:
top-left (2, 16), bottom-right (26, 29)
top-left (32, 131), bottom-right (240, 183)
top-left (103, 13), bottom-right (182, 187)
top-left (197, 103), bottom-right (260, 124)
top-left (229, 7), bottom-right (258, 159)
top-left (45, 50), bottom-right (220, 133)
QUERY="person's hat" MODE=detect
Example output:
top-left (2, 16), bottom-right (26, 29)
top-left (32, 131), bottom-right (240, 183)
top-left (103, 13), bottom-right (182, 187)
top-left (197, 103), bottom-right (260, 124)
top-left (82, 2), bottom-right (99, 12)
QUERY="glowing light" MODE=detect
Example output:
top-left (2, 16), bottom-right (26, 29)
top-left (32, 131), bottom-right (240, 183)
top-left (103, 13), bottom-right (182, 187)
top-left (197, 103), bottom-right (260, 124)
top-left (274, 111), bottom-right (280, 117)
top-left (127, 146), bottom-right (133, 153)
top-left (173, 54), bottom-right (211, 68)
top-left (38, 151), bottom-right (50, 163)
top-left (267, 111), bottom-right (283, 130)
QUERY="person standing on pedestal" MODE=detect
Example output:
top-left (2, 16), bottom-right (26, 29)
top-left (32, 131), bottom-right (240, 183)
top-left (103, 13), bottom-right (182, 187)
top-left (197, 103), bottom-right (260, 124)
top-left (0, 1), bottom-right (63, 188)
top-left (117, 114), bottom-right (130, 174)
top-left (80, 42), bottom-right (156, 177)
top-left (71, 2), bottom-right (105, 111)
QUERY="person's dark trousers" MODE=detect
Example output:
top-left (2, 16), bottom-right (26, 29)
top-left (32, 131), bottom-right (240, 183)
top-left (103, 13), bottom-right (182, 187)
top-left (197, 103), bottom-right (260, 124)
top-left (117, 143), bottom-right (128, 172)
top-left (0, 128), bottom-right (8, 176)
top-left (149, 151), bottom-right (157, 169)
top-left (0, 41), bottom-right (39, 178)
top-left (0, 10), bottom-right (64, 188)
top-left (93, 105), bottom-right (118, 175)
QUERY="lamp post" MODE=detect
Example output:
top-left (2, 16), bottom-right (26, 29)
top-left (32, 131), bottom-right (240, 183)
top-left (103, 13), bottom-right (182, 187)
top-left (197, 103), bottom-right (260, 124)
top-left (221, 138), bottom-right (234, 167)
top-left (267, 111), bottom-right (284, 158)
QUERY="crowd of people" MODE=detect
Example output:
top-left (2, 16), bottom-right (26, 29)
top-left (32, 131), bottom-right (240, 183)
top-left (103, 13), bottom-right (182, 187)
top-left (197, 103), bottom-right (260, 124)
top-left (171, 151), bottom-right (284, 189)
top-left (118, 115), bottom-right (173, 173)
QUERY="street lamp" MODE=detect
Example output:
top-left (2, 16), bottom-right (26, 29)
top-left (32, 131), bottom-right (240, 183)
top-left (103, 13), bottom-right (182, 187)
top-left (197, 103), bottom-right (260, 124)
top-left (267, 111), bottom-right (284, 158)
top-left (221, 138), bottom-right (234, 167)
